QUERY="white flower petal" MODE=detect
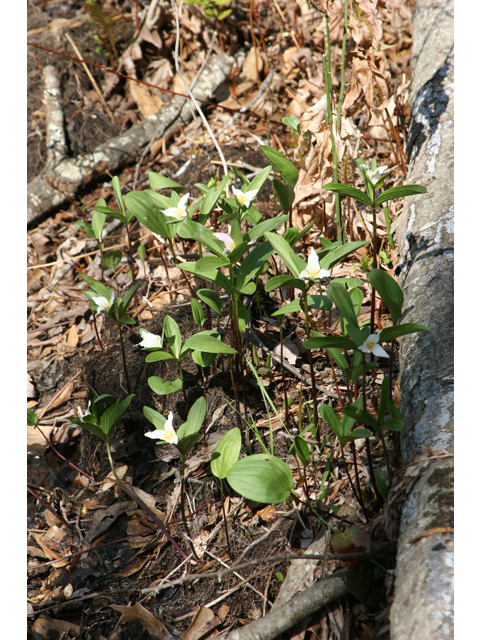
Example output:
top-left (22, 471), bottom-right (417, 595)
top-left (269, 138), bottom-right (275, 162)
top-left (139, 329), bottom-right (163, 349)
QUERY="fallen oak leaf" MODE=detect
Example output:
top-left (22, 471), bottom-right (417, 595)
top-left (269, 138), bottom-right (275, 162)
top-left (111, 602), bottom-right (175, 640)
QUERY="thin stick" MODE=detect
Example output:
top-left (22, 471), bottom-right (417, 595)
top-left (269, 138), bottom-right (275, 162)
top-left (171, 0), bottom-right (229, 187)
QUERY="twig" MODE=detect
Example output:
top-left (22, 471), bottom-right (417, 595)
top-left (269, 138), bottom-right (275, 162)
top-left (65, 33), bottom-right (114, 119)
top-left (171, 0), bottom-right (229, 185)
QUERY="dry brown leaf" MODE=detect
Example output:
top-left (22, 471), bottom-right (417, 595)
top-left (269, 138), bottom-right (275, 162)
top-left (217, 604), bottom-right (230, 622)
top-left (99, 464), bottom-right (130, 491)
top-left (356, 0), bottom-right (383, 43)
top-left (116, 556), bottom-right (149, 577)
top-left (86, 501), bottom-right (132, 543)
top-left (241, 47), bottom-right (264, 82)
top-left (179, 606), bottom-right (221, 640)
top-left (66, 323), bottom-right (79, 347)
top-left (32, 616), bottom-right (81, 638)
top-left (111, 602), bottom-right (174, 640)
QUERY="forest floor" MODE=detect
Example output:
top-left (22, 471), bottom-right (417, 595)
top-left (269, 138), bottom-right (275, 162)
top-left (27, 1), bottom-right (418, 639)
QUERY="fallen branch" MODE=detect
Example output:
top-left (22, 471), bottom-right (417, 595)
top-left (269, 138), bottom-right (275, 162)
top-left (27, 52), bottom-right (234, 226)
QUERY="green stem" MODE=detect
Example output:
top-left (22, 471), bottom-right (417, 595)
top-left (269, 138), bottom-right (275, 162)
top-left (303, 290), bottom-right (318, 431)
top-left (336, 0), bottom-right (350, 133)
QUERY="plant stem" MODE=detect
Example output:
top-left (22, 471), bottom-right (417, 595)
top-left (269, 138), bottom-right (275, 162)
top-left (117, 323), bottom-right (131, 394)
top-left (303, 291), bottom-right (319, 431)
top-left (220, 479), bottom-right (233, 560)
top-left (362, 355), bottom-right (383, 503)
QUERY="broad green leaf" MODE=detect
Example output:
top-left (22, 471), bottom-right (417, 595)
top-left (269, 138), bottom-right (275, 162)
top-left (293, 435), bottom-right (310, 466)
top-left (163, 316), bottom-right (182, 359)
top-left (148, 171), bottom-right (184, 192)
top-left (342, 428), bottom-right (372, 442)
top-left (143, 406), bottom-right (167, 430)
top-left (77, 422), bottom-right (108, 441)
top-left (125, 191), bottom-right (169, 237)
top-left (177, 219), bottom-right (224, 256)
top-left (319, 404), bottom-right (343, 438)
top-left (179, 396), bottom-right (206, 438)
top-left (284, 222), bottom-right (314, 248)
top-left (27, 408), bottom-right (38, 426)
top-left (264, 275), bottom-right (306, 293)
top-left (199, 174), bottom-right (229, 222)
top-left (379, 323), bottom-right (429, 342)
top-left (178, 263), bottom-right (233, 294)
top-left (143, 189), bottom-right (173, 211)
top-left (368, 269), bottom-right (403, 325)
top-left (148, 376), bottom-right (182, 396)
top-left (303, 335), bottom-right (357, 350)
top-left (273, 179), bottom-right (295, 215)
top-left (282, 116), bottom-right (301, 133)
top-left (340, 287), bottom-right (363, 337)
top-left (111, 176), bottom-right (126, 218)
top-left (192, 350), bottom-right (216, 368)
top-left (342, 404), bottom-right (378, 430)
top-left (322, 183), bottom-right (374, 208)
top-left (101, 250), bottom-right (122, 270)
top-left (374, 184), bottom-right (427, 207)
top-left (227, 454), bottom-right (293, 504)
top-left (183, 332), bottom-right (237, 354)
top-left (101, 394), bottom-right (134, 442)
top-left (320, 240), bottom-right (369, 271)
top-left (92, 201), bottom-right (107, 240)
top-left (237, 298), bottom-right (248, 333)
top-left (375, 468), bottom-right (389, 499)
top-left (190, 297), bottom-right (205, 327)
top-left (272, 294), bottom-right (331, 317)
top-left (244, 214), bottom-right (288, 244)
top-left (196, 289), bottom-right (223, 316)
top-left (118, 282), bottom-right (141, 318)
top-left (243, 205), bottom-right (263, 225)
top-left (211, 427), bottom-right (242, 479)
top-left (237, 281), bottom-right (256, 296)
top-left (145, 350), bottom-right (177, 363)
top-left (260, 146), bottom-right (299, 188)
top-left (80, 273), bottom-right (111, 298)
top-left (176, 432), bottom-right (202, 455)
top-left (194, 256), bottom-right (230, 271)
top-left (247, 164), bottom-right (273, 194)
top-left (328, 282), bottom-right (359, 330)
top-left (264, 231), bottom-right (306, 277)
top-left (236, 242), bottom-right (274, 291)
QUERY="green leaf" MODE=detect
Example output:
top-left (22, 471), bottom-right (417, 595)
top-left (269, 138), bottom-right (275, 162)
top-left (272, 295), bottom-right (331, 317)
top-left (320, 240), bottom-right (369, 271)
top-left (273, 179), bottom-right (295, 215)
top-left (199, 174), bottom-right (229, 222)
top-left (236, 298), bottom-right (248, 332)
top-left (247, 164), bottom-right (273, 194)
top-left (368, 269), bottom-right (403, 325)
top-left (375, 468), bottom-right (389, 499)
top-left (244, 214), bottom-right (288, 244)
top-left (260, 146), bottom-right (299, 188)
top-left (101, 394), bottom-right (134, 442)
top-left (27, 408), bottom-right (38, 426)
top-left (264, 231), bottom-right (306, 277)
top-left (227, 454), bottom-right (293, 504)
top-left (342, 404), bottom-right (378, 430)
top-left (163, 316), bottom-right (182, 359)
top-left (319, 404), bottom-right (343, 439)
top-left (293, 435), bottom-right (310, 466)
top-left (211, 427), bottom-right (242, 479)
top-left (148, 171), bottom-right (184, 192)
top-left (284, 222), bottom-right (314, 248)
top-left (322, 183), bottom-right (374, 208)
top-left (190, 297), bottom-right (205, 327)
top-left (148, 376), bottom-right (182, 396)
top-left (195, 256), bottom-right (230, 271)
top-left (282, 116), bottom-right (301, 134)
top-left (191, 350), bottom-right (216, 367)
top-left (179, 396), bottom-right (206, 438)
top-left (196, 289), bottom-right (223, 316)
top-left (177, 218), bottom-right (224, 256)
top-left (176, 432), bottom-right (202, 455)
top-left (143, 406), bottom-right (167, 430)
top-left (183, 332), bottom-right (237, 354)
top-left (101, 249), bottom-right (122, 270)
top-left (303, 335), bottom-right (356, 350)
top-left (80, 273), bottom-right (111, 298)
top-left (379, 323), bottom-right (429, 342)
top-left (264, 275), bottom-right (306, 293)
top-left (125, 191), bottom-right (169, 237)
top-left (118, 282), bottom-right (140, 318)
top-left (236, 242), bottom-right (274, 291)
top-left (374, 184), bottom-right (427, 207)
top-left (92, 201), bottom-right (107, 240)
top-left (328, 282), bottom-right (359, 330)
top-left (145, 350), bottom-right (177, 363)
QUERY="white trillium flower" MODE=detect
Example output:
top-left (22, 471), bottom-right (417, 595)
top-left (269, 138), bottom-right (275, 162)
top-left (364, 165), bottom-right (389, 186)
top-left (358, 332), bottom-right (389, 358)
top-left (77, 401), bottom-right (92, 420)
top-left (145, 411), bottom-right (178, 445)
top-left (92, 290), bottom-right (115, 316)
top-left (138, 328), bottom-right (163, 349)
top-left (213, 224), bottom-right (236, 254)
top-left (163, 193), bottom-right (189, 220)
top-left (232, 186), bottom-right (258, 209)
top-left (299, 247), bottom-right (332, 281)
